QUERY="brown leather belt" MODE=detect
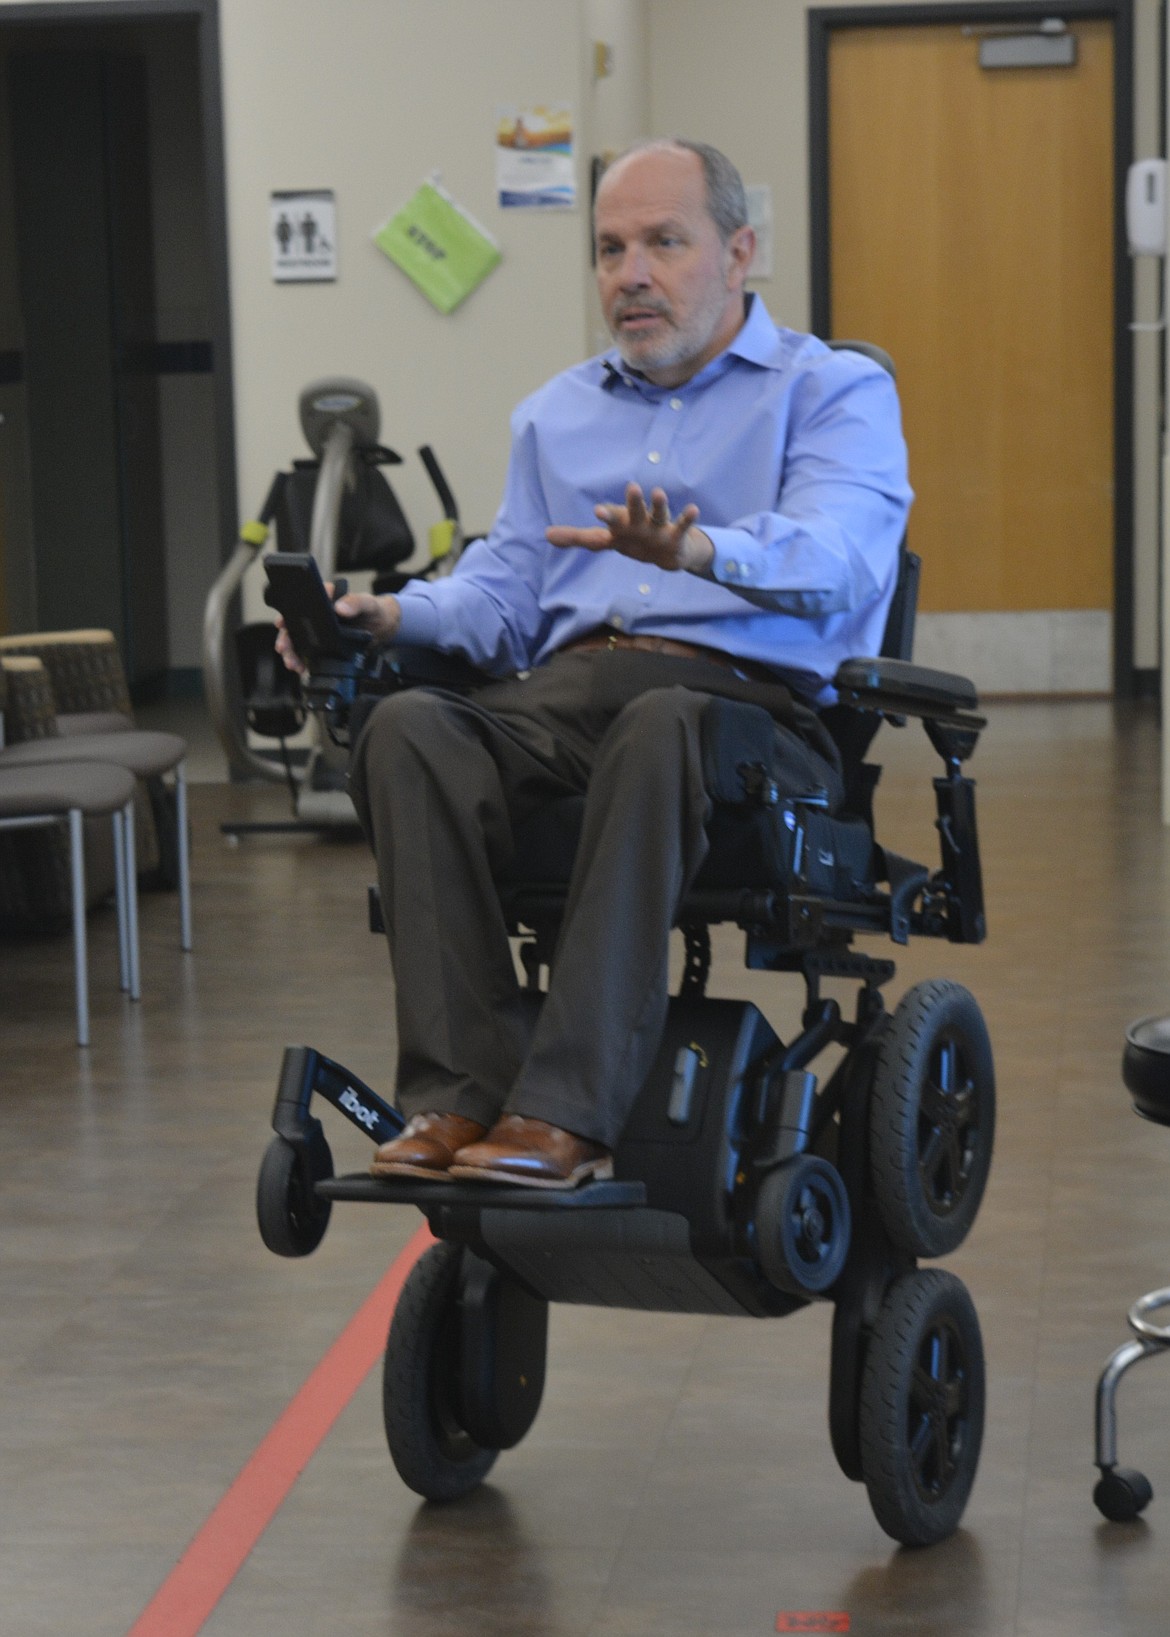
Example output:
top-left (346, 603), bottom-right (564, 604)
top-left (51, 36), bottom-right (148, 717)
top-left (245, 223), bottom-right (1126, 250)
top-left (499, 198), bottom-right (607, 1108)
top-left (562, 628), bottom-right (781, 687)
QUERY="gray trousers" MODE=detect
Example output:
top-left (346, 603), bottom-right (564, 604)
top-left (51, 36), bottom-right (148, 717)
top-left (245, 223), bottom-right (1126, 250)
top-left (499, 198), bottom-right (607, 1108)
top-left (347, 649), bottom-right (841, 1147)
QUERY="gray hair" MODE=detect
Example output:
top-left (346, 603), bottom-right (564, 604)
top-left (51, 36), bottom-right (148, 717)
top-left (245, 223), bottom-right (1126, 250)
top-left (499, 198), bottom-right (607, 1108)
top-left (599, 138), bottom-right (749, 243)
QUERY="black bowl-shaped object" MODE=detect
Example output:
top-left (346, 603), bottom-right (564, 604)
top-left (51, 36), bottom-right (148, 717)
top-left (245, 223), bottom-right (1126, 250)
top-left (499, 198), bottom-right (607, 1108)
top-left (1123, 1014), bottom-right (1170, 1127)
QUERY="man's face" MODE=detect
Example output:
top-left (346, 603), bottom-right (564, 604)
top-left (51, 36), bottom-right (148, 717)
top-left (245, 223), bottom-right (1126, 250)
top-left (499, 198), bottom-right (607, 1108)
top-left (594, 147), bottom-right (754, 388)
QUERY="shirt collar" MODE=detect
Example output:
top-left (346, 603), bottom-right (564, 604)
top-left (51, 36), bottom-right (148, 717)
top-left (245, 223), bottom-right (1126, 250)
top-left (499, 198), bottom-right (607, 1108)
top-left (600, 292), bottom-right (784, 392)
top-left (725, 292), bottom-right (786, 370)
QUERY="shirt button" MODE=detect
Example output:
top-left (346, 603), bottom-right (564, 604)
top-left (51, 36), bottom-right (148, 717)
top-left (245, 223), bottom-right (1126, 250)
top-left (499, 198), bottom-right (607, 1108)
top-left (638, 583), bottom-right (651, 595)
top-left (726, 559), bottom-right (739, 576)
top-left (611, 614), bottom-right (625, 629)
top-left (670, 398), bottom-right (683, 411)
top-left (647, 450), bottom-right (661, 463)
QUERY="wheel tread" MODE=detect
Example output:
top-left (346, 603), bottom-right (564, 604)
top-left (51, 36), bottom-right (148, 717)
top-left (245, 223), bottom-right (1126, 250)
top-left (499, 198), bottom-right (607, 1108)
top-left (859, 1268), bottom-right (985, 1546)
top-left (382, 1241), bottom-right (498, 1501)
top-left (256, 1134), bottom-right (332, 1258)
top-left (869, 981), bottom-right (995, 1258)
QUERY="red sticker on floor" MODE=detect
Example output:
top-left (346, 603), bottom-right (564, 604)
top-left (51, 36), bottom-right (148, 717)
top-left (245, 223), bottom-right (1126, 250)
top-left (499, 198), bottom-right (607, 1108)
top-left (776, 1615), bottom-right (851, 1634)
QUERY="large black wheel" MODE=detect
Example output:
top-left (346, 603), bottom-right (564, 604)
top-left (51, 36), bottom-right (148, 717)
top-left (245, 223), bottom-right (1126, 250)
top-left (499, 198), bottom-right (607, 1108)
top-left (256, 1131), bottom-right (332, 1257)
top-left (383, 1241), bottom-right (498, 1501)
top-left (859, 1268), bottom-right (985, 1546)
top-left (754, 1154), bottom-right (851, 1295)
top-left (869, 980), bottom-right (995, 1258)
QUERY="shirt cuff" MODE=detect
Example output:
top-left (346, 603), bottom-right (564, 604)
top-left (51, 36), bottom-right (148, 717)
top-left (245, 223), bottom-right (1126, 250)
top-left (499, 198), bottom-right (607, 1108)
top-left (704, 527), bottom-right (764, 588)
top-left (392, 589), bottom-right (441, 649)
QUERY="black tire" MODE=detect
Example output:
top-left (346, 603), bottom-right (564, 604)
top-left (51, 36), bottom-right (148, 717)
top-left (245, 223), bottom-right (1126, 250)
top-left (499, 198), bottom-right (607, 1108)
top-left (859, 1268), bottom-right (985, 1547)
top-left (383, 1241), bottom-right (498, 1501)
top-left (869, 980), bottom-right (995, 1258)
top-left (755, 1155), bottom-right (851, 1295)
top-left (256, 1133), bottom-right (332, 1257)
top-left (1094, 1467), bottom-right (1153, 1522)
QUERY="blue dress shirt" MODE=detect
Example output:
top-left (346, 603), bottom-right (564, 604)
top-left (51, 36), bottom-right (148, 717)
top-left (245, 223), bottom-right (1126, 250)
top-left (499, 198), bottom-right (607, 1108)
top-left (394, 295), bottom-right (913, 703)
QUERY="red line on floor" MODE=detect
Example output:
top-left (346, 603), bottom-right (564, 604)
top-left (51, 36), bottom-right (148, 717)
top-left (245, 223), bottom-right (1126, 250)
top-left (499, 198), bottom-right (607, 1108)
top-left (126, 1220), bottom-right (434, 1637)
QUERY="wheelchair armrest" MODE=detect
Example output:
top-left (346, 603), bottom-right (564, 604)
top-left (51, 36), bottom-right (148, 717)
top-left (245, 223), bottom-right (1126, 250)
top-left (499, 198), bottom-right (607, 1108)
top-left (833, 657), bottom-right (979, 718)
top-left (837, 658), bottom-right (986, 942)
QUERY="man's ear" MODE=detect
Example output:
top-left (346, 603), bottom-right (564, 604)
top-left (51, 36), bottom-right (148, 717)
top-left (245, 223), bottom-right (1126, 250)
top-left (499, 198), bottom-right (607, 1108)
top-left (726, 224), bottom-right (756, 287)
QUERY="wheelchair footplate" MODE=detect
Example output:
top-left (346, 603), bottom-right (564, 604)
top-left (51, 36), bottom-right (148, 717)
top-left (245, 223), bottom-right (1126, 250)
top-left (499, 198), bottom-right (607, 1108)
top-left (256, 1019), bottom-right (849, 1319)
top-left (317, 1175), bottom-right (646, 1208)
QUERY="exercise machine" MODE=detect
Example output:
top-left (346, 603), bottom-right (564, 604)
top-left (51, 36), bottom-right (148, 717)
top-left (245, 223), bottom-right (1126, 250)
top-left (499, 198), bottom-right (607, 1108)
top-left (202, 377), bottom-right (462, 832)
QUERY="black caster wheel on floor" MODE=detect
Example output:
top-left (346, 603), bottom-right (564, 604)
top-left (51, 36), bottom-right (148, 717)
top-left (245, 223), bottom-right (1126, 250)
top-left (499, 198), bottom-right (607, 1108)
top-left (1094, 1466), bottom-right (1153, 1522)
top-left (755, 1154), bottom-right (852, 1295)
top-left (869, 980), bottom-right (995, 1259)
top-left (383, 1241), bottom-right (499, 1502)
top-left (859, 1267), bottom-right (985, 1546)
top-left (256, 1124), bottom-right (333, 1257)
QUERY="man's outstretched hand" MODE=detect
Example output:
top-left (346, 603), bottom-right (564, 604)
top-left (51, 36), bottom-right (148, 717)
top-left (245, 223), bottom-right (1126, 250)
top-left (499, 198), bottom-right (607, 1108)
top-left (546, 484), bottom-right (713, 575)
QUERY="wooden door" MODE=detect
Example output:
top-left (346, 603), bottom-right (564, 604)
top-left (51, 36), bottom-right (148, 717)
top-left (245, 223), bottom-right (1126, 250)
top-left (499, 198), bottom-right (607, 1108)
top-left (828, 21), bottom-right (1114, 635)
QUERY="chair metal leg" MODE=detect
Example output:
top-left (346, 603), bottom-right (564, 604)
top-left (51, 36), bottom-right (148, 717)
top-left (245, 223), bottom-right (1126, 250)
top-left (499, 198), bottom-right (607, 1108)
top-left (113, 806), bottom-right (129, 992)
top-left (68, 808), bottom-right (89, 1048)
top-left (175, 760), bottom-right (192, 951)
top-left (124, 798), bottom-right (141, 1001)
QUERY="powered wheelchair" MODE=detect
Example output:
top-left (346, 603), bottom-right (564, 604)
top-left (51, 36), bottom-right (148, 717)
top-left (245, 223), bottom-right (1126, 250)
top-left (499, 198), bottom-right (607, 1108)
top-left (255, 498), bottom-right (994, 1549)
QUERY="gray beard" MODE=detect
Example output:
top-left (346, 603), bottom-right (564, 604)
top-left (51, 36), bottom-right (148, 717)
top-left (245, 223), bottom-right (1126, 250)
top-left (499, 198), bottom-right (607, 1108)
top-left (609, 290), bottom-right (730, 379)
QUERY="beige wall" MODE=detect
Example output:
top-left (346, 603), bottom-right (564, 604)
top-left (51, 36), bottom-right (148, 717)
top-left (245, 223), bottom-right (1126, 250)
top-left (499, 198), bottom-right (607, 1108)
top-left (580, 0), bottom-right (651, 351)
top-left (219, 0), bottom-right (592, 556)
top-left (647, 0), bottom-right (1163, 672)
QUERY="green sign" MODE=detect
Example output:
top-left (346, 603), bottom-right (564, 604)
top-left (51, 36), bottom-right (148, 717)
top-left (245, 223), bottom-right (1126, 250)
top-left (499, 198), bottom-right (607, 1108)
top-left (373, 181), bottom-right (501, 314)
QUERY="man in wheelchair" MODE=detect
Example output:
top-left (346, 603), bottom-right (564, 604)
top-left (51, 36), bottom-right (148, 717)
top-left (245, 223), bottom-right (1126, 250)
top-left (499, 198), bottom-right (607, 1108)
top-left (277, 137), bottom-right (913, 1190)
top-left (268, 137), bottom-right (996, 1543)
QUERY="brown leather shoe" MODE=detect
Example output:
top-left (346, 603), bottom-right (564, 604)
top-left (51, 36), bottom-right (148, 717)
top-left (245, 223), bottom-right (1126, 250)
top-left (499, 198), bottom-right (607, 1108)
top-left (369, 1113), bottom-right (487, 1180)
top-left (449, 1114), bottom-right (613, 1190)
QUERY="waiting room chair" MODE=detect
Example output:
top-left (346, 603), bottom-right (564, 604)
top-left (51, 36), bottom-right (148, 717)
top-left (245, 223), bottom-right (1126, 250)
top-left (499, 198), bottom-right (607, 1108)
top-left (0, 758), bottom-right (139, 1046)
top-left (0, 643), bottom-right (191, 952)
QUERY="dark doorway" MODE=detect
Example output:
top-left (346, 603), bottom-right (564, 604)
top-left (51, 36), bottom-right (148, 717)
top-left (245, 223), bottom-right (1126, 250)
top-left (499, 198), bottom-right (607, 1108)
top-left (9, 47), bottom-right (167, 684)
top-left (0, 1), bottom-right (235, 701)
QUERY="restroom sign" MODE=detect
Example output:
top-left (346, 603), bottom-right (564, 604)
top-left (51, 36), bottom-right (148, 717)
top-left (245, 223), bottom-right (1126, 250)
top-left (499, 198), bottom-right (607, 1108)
top-left (271, 190), bottom-right (337, 282)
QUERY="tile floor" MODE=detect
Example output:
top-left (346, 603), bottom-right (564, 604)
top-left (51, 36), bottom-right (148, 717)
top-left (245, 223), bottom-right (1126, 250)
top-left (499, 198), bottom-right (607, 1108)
top-left (2, 697), bottom-right (1169, 1636)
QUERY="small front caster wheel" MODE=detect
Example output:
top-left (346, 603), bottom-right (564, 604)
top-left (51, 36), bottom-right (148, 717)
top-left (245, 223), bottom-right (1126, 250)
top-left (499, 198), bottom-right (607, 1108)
top-left (256, 1127), bottom-right (333, 1257)
top-left (755, 1154), bottom-right (851, 1295)
top-left (1094, 1466), bottom-right (1153, 1522)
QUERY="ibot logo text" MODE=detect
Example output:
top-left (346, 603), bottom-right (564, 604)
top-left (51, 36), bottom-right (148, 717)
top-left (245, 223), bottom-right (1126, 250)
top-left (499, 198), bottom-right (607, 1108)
top-left (339, 1087), bottom-right (379, 1132)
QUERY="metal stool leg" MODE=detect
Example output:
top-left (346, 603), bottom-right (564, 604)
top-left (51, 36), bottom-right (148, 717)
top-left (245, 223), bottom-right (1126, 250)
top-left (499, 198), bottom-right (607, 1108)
top-left (1092, 1285), bottom-right (1170, 1520)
